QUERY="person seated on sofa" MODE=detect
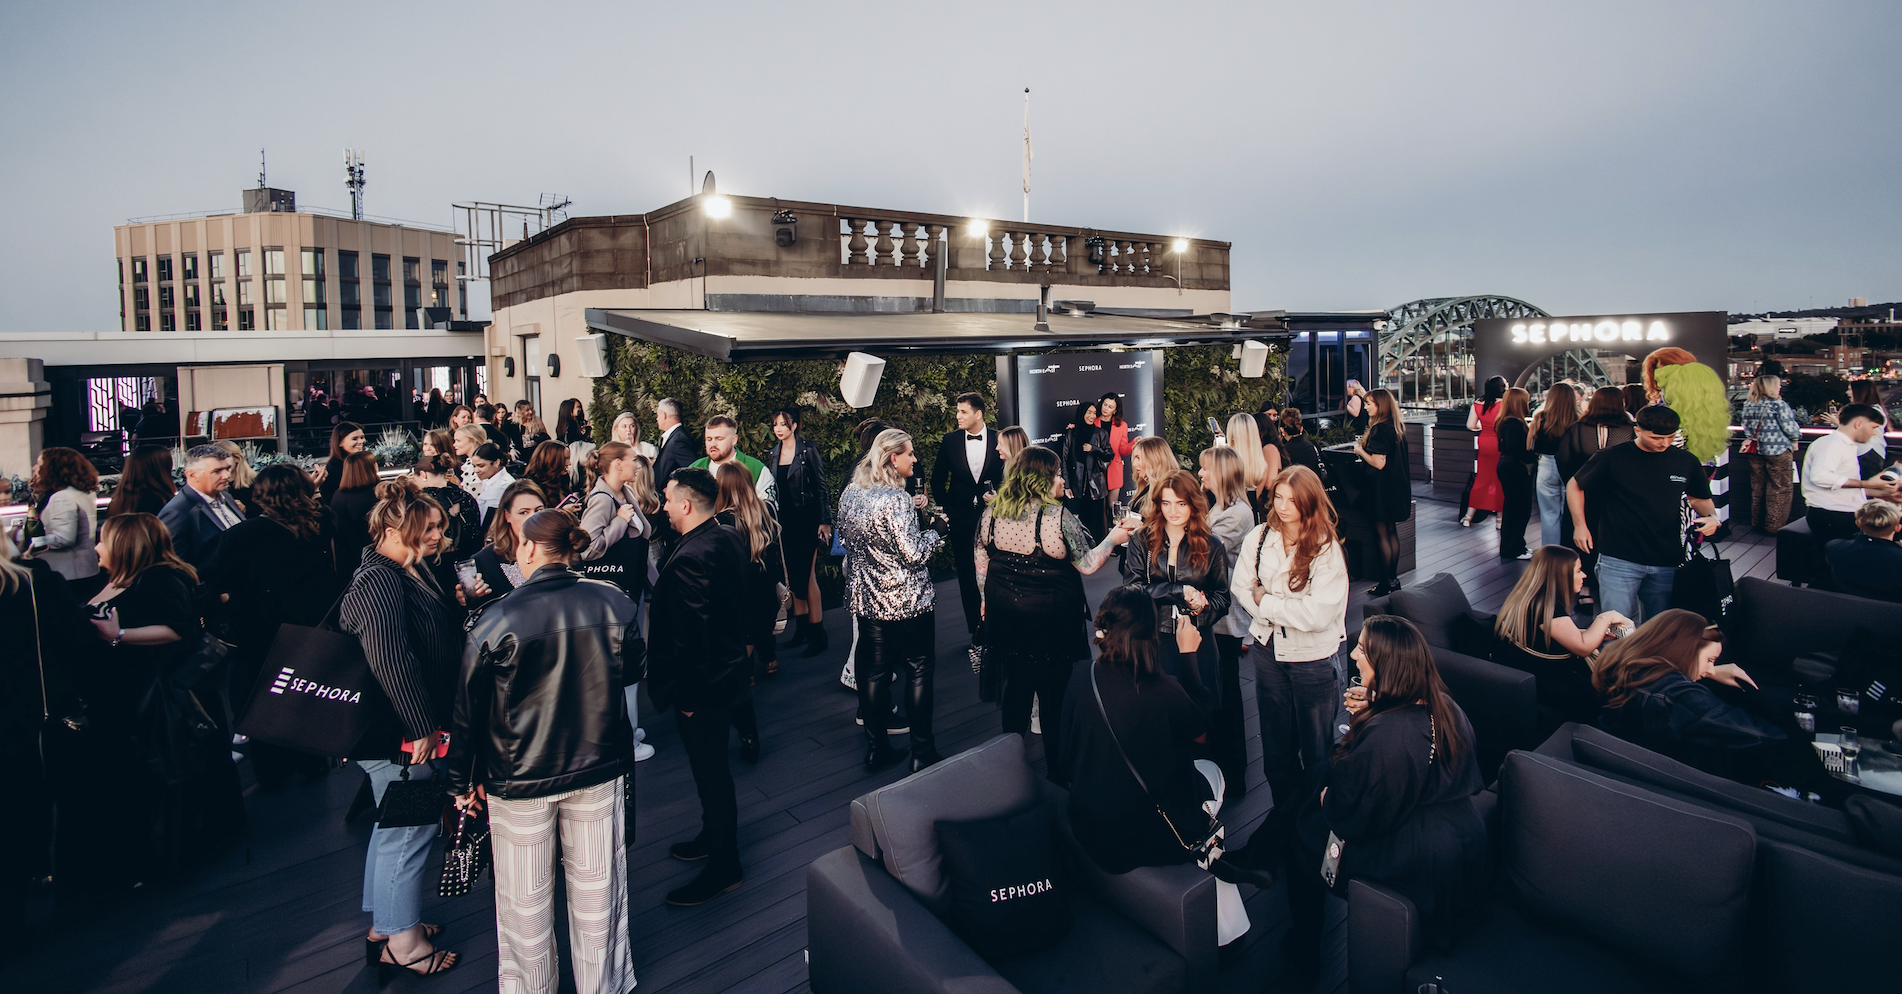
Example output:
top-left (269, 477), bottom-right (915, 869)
top-left (1591, 609), bottom-right (1788, 782)
top-left (1826, 499), bottom-right (1902, 603)
top-left (1059, 587), bottom-right (1257, 946)
top-left (1493, 545), bottom-right (1631, 725)
top-left (1282, 615), bottom-right (1488, 978)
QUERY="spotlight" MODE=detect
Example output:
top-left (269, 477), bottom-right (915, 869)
top-left (703, 195), bottom-right (731, 218)
top-left (1173, 238), bottom-right (1188, 253)
top-left (969, 220), bottom-right (989, 237)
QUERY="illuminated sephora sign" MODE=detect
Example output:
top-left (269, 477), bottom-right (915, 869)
top-left (1469, 310), bottom-right (1728, 388)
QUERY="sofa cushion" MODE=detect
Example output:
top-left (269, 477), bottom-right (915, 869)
top-left (1498, 751), bottom-right (1756, 981)
top-left (1434, 649), bottom-right (1538, 783)
top-left (1759, 838), bottom-right (1902, 994)
top-left (1728, 577), bottom-right (1902, 672)
top-left (1408, 896), bottom-right (1684, 994)
top-left (935, 803), bottom-right (1073, 960)
top-left (1388, 573), bottom-right (1471, 649)
top-left (850, 733), bottom-right (1039, 914)
top-left (1844, 796), bottom-right (1902, 859)
top-left (991, 891), bottom-right (1187, 994)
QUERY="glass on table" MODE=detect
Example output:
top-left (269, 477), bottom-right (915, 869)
top-left (1837, 688), bottom-right (1862, 715)
top-left (1840, 727), bottom-right (1861, 763)
top-left (1793, 694), bottom-right (1817, 734)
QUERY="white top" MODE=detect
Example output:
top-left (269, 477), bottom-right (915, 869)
top-left (1229, 522), bottom-right (1349, 663)
top-left (1801, 429), bottom-right (1866, 513)
top-left (964, 430), bottom-right (987, 481)
top-left (475, 468), bottom-right (517, 519)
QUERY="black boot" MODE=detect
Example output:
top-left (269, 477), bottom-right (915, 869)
top-left (902, 636), bottom-right (939, 772)
top-left (783, 615), bottom-right (811, 648)
top-left (801, 618), bottom-right (830, 658)
top-left (666, 861), bottom-right (743, 906)
top-left (860, 663), bottom-right (905, 771)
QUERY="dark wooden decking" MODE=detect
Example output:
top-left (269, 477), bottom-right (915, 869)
top-left (10, 486), bottom-right (1786, 994)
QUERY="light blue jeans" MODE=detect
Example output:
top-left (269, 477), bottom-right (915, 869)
top-left (1536, 455), bottom-right (1566, 550)
top-left (360, 759), bottom-right (441, 935)
top-left (1595, 554), bottom-right (1675, 624)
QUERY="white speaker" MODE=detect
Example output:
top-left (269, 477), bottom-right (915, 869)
top-left (840, 352), bottom-right (886, 409)
top-left (1240, 339), bottom-right (1270, 378)
top-left (575, 334), bottom-right (609, 378)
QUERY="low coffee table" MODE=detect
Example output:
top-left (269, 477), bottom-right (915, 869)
top-left (1813, 732), bottom-right (1902, 797)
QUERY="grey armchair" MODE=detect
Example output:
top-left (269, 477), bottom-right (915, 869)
top-left (806, 733), bottom-right (1221, 994)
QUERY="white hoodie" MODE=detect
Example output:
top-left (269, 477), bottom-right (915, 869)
top-left (1229, 522), bottom-right (1349, 663)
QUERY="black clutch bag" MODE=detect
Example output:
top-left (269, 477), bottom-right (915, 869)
top-left (437, 809), bottom-right (492, 897)
top-left (377, 763), bottom-right (447, 829)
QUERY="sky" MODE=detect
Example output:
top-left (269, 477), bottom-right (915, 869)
top-left (1, 0), bottom-right (1897, 330)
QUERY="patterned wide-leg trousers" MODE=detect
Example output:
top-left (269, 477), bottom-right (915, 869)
top-left (491, 777), bottom-right (634, 994)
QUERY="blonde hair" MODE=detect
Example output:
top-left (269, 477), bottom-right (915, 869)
top-left (1225, 413), bottom-right (1267, 489)
top-left (453, 424), bottom-right (489, 450)
top-left (1130, 436), bottom-right (1178, 511)
top-left (716, 462), bottom-right (781, 562)
top-left (99, 513), bottom-right (200, 588)
top-left (0, 528), bottom-right (29, 596)
top-left (1748, 374), bottom-right (1782, 403)
top-left (213, 440), bottom-right (256, 488)
top-left (627, 455), bottom-right (660, 514)
top-left (851, 428), bottom-right (913, 490)
top-left (1199, 446), bottom-right (1248, 509)
top-left (585, 440), bottom-right (633, 491)
top-left (997, 426), bottom-right (1029, 464)
top-left (364, 477), bottom-right (446, 568)
top-left (1495, 546), bottom-right (1579, 650)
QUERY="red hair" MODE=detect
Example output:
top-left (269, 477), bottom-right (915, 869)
top-left (1143, 470), bottom-right (1212, 572)
top-left (1269, 464), bottom-right (1337, 592)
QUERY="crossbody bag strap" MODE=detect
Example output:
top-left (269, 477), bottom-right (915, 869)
top-left (1088, 663), bottom-right (1200, 852)
top-left (29, 573), bottom-right (48, 722)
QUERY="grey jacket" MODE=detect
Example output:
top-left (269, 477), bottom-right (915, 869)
top-left (838, 483), bottom-right (941, 621)
top-left (33, 487), bottom-right (100, 581)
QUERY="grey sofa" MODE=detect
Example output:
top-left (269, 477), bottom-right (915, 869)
top-left (1348, 727), bottom-right (1902, 994)
top-left (806, 733), bottom-right (1221, 994)
top-left (1723, 576), bottom-right (1902, 673)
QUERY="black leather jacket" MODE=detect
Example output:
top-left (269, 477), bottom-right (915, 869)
top-left (648, 516), bottom-right (751, 712)
top-left (766, 437), bottom-right (832, 523)
top-left (446, 564), bottom-right (637, 799)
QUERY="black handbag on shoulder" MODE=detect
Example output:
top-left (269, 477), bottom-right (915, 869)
top-left (438, 808), bottom-right (492, 896)
top-left (1670, 530), bottom-right (1734, 623)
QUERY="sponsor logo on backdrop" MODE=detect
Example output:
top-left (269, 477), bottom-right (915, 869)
top-left (1027, 363), bottom-right (1061, 374)
top-left (1077, 364), bottom-right (1102, 371)
top-left (1510, 320), bottom-right (1670, 345)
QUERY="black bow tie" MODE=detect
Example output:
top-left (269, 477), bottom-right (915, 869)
top-left (967, 433), bottom-right (985, 441)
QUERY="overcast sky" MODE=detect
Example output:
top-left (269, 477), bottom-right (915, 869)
top-left (2, 0), bottom-right (1896, 330)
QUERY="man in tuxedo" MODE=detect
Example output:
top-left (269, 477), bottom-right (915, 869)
top-left (650, 398), bottom-right (696, 554)
top-left (648, 467), bottom-right (749, 906)
top-left (929, 392), bottom-right (1005, 638)
top-left (159, 444), bottom-right (246, 572)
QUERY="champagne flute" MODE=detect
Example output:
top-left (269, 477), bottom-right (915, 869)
top-left (1840, 727), bottom-right (1861, 767)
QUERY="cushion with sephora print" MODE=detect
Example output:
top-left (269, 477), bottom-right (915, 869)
top-left (934, 802), bottom-right (1073, 960)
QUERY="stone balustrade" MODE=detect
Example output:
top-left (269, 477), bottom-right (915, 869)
top-left (835, 214), bottom-right (1183, 282)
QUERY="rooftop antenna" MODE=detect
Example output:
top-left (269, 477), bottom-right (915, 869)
top-left (538, 193), bottom-right (572, 228)
top-left (344, 148), bottom-right (366, 220)
top-left (259, 147), bottom-right (267, 188)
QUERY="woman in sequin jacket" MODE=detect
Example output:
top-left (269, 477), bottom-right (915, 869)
top-left (837, 428), bottom-right (946, 772)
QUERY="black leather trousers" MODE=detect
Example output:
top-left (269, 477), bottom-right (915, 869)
top-left (856, 612), bottom-right (937, 757)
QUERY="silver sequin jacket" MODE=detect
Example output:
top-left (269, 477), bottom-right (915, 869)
top-left (837, 483), bottom-right (942, 621)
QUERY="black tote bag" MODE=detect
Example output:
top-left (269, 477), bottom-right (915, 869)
top-left (234, 593), bottom-right (384, 757)
top-left (1670, 532), bottom-right (1734, 623)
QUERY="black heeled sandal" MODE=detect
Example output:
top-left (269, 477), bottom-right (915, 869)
top-left (365, 924), bottom-right (443, 964)
top-left (378, 946), bottom-right (457, 981)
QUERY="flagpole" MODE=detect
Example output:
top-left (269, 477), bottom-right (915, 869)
top-left (1022, 88), bottom-right (1031, 223)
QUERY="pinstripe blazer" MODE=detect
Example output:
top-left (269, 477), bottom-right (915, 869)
top-left (339, 548), bottom-right (464, 757)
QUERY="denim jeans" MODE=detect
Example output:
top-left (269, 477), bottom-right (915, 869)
top-left (359, 759), bottom-right (441, 935)
top-left (1253, 642), bottom-right (1345, 785)
top-left (1536, 455), bottom-right (1566, 550)
top-left (1596, 554), bottom-right (1676, 624)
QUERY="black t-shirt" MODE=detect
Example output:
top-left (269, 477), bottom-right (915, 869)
top-left (1572, 441), bottom-right (1711, 568)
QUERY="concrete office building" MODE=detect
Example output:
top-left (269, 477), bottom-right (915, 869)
top-left (114, 187), bottom-right (464, 334)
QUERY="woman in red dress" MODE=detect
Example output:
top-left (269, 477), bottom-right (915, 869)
top-left (1461, 375), bottom-right (1508, 527)
top-left (1099, 392), bottom-right (1136, 514)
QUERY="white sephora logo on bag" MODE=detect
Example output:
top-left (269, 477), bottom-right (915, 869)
top-left (989, 878), bottom-right (1056, 903)
top-left (268, 666), bottom-right (362, 703)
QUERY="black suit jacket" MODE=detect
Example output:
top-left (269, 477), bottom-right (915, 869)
top-left (157, 487), bottom-right (245, 573)
top-left (653, 425), bottom-right (697, 490)
top-left (930, 427), bottom-right (1005, 525)
top-left (647, 516), bottom-right (750, 712)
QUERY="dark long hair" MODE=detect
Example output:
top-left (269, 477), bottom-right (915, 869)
top-left (1098, 391), bottom-right (1125, 427)
top-left (1536, 383), bottom-right (1580, 440)
top-left (556, 398), bottom-right (586, 442)
top-left (1591, 609), bottom-right (1724, 709)
top-left (1583, 386), bottom-right (1628, 426)
top-left (328, 421), bottom-right (365, 461)
top-left (1343, 616), bottom-right (1470, 773)
top-left (31, 446), bottom-right (99, 504)
top-left (524, 440), bottom-right (572, 498)
top-left (1479, 375), bottom-right (1508, 414)
top-left (107, 444), bottom-right (175, 518)
top-left (1142, 470), bottom-right (1212, 572)
top-left (250, 462), bottom-right (326, 541)
top-left (1093, 587), bottom-right (1161, 684)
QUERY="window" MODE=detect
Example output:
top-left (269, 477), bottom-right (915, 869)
top-left (182, 254), bottom-right (199, 281)
top-left (133, 286), bottom-right (149, 310)
top-left (405, 284), bottom-right (421, 309)
top-left (430, 259), bottom-right (448, 307)
top-left (374, 307), bottom-right (392, 330)
top-left (302, 278), bottom-right (325, 305)
top-left (238, 308), bottom-right (255, 331)
top-left (157, 257), bottom-right (173, 282)
top-left (211, 283), bottom-right (226, 306)
top-left (185, 310), bottom-right (201, 331)
top-left (184, 283), bottom-right (200, 308)
top-left (136, 314), bottom-right (150, 331)
top-left (264, 248), bottom-right (285, 276)
top-left (133, 258), bottom-right (148, 283)
top-left (304, 307), bottom-right (327, 330)
top-left (338, 250), bottom-right (359, 279)
top-left (118, 258), bottom-right (124, 285)
top-left (238, 282), bottom-right (253, 306)
top-left (265, 280), bottom-right (287, 304)
top-left (341, 281), bottom-right (360, 307)
top-left (301, 248), bottom-right (324, 276)
top-left (342, 307), bottom-right (361, 330)
top-left (208, 251), bottom-right (224, 281)
top-left (265, 307), bottom-right (287, 331)
top-left (160, 312), bottom-right (175, 331)
top-left (236, 249), bottom-right (251, 278)
top-left (158, 285), bottom-right (175, 309)
top-left (372, 254), bottom-right (391, 281)
top-left (402, 257), bottom-right (420, 282)
top-left (373, 283), bottom-right (392, 308)
top-left (212, 308), bottom-right (227, 331)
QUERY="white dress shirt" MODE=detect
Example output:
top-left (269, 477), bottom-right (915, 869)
top-left (476, 468), bottom-right (517, 519)
top-left (964, 430), bottom-right (987, 481)
top-left (1802, 429), bottom-right (1867, 513)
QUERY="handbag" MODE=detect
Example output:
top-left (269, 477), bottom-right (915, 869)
top-left (171, 628), bottom-right (233, 691)
top-left (234, 588), bottom-right (383, 757)
top-left (377, 762), bottom-right (447, 828)
top-left (437, 808), bottom-right (492, 896)
top-left (1670, 530), bottom-right (1735, 623)
top-left (1088, 664), bottom-right (1224, 868)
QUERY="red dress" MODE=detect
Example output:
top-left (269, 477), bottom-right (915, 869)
top-left (1105, 420), bottom-right (1134, 493)
top-left (1469, 403), bottom-right (1504, 513)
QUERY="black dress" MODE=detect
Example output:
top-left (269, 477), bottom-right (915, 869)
top-left (208, 513), bottom-right (342, 786)
top-left (318, 456), bottom-right (345, 503)
top-left (3, 560), bottom-right (91, 892)
top-left (1059, 659), bottom-right (1212, 873)
top-left (425, 483), bottom-right (483, 559)
top-left (1290, 704), bottom-right (1487, 951)
top-left (1282, 433), bottom-right (1323, 475)
top-left (1361, 421), bottom-right (1412, 523)
top-left (100, 565), bottom-right (246, 878)
top-left (1123, 533), bottom-right (1230, 711)
top-left (329, 485), bottom-right (377, 572)
top-left (1494, 616), bottom-right (1600, 729)
top-left (980, 504), bottom-right (1093, 775)
top-left (1494, 417), bottom-right (1535, 558)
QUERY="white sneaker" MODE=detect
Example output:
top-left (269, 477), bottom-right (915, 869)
top-left (1030, 697), bottom-right (1042, 735)
top-left (634, 742), bottom-right (656, 762)
top-left (230, 751), bottom-right (246, 764)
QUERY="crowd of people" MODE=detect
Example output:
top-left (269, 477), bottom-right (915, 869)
top-left (8, 362), bottom-right (1898, 991)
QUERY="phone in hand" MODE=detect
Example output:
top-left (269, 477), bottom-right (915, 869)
top-left (1206, 416), bottom-right (1223, 436)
